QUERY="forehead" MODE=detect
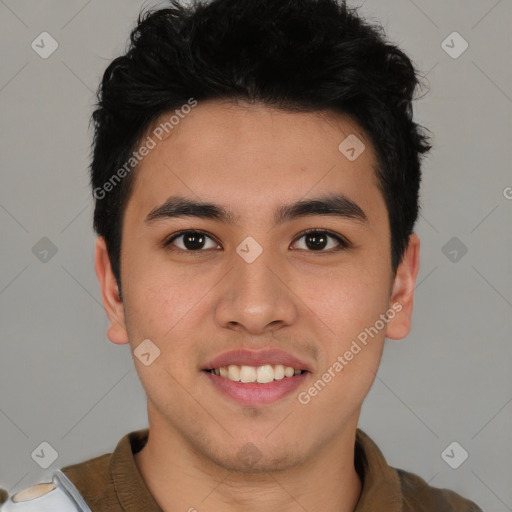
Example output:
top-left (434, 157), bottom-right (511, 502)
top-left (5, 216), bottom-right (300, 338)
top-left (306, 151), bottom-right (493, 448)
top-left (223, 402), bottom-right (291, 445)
top-left (125, 100), bottom-right (384, 227)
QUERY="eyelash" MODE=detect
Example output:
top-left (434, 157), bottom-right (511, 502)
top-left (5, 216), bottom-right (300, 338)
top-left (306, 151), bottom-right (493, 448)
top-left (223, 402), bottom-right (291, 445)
top-left (163, 228), bottom-right (350, 254)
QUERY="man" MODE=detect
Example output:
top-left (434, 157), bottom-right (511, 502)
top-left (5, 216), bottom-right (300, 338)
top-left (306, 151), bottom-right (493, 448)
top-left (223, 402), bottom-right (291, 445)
top-left (0, 0), bottom-right (483, 510)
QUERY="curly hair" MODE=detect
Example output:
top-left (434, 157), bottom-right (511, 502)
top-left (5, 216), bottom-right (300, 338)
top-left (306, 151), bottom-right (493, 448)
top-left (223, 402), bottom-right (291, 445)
top-left (90, 0), bottom-right (432, 290)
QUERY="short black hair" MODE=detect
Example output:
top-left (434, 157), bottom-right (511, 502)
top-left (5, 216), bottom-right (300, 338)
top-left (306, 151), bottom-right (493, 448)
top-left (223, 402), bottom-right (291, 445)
top-left (90, 0), bottom-right (431, 292)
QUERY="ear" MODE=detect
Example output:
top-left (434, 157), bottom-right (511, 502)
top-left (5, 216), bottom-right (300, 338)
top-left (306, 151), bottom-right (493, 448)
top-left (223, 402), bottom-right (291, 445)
top-left (385, 233), bottom-right (420, 340)
top-left (94, 236), bottom-right (129, 345)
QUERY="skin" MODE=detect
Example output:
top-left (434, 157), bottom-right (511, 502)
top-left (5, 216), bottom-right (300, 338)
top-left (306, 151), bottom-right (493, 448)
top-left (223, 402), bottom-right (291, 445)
top-left (95, 99), bottom-right (420, 512)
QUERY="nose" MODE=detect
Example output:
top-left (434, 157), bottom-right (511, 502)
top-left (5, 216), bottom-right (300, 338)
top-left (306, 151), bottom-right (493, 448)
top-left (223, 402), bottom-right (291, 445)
top-left (214, 247), bottom-right (299, 336)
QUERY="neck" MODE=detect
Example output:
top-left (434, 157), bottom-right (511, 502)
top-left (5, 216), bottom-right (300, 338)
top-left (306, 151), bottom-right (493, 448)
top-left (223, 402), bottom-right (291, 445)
top-left (134, 414), bottom-right (363, 512)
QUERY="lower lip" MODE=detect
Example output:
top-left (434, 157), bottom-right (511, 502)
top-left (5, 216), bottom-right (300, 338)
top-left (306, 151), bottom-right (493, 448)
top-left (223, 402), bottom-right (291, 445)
top-left (202, 370), bottom-right (308, 406)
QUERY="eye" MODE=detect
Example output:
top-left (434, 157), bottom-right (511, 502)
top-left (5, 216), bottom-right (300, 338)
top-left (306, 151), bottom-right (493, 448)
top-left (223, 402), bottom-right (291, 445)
top-left (291, 229), bottom-right (350, 252)
top-left (163, 228), bottom-right (350, 254)
top-left (164, 230), bottom-right (221, 252)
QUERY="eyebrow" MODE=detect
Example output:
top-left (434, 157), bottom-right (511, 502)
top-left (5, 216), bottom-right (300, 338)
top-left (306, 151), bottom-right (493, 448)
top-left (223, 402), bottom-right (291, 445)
top-left (144, 193), bottom-right (368, 226)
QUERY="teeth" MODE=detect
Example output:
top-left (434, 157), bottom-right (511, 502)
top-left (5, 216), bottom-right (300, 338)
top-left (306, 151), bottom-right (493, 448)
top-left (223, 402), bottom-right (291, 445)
top-left (274, 364), bottom-right (285, 380)
top-left (256, 364), bottom-right (274, 383)
top-left (240, 366), bottom-right (257, 383)
top-left (227, 365), bottom-right (240, 381)
top-left (284, 366), bottom-right (295, 377)
top-left (209, 364), bottom-right (303, 383)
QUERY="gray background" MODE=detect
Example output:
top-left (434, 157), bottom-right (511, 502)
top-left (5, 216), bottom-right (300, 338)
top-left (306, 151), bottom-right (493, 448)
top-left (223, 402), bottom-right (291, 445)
top-left (1, 0), bottom-right (511, 510)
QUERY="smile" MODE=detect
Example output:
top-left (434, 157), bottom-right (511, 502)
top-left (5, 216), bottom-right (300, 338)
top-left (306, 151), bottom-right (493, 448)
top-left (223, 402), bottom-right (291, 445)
top-left (206, 364), bottom-right (304, 383)
top-left (203, 366), bottom-right (309, 406)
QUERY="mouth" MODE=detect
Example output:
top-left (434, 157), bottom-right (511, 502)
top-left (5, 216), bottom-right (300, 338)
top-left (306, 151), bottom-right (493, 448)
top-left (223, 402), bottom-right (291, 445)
top-left (201, 349), bottom-right (312, 406)
top-left (201, 348), bottom-right (313, 407)
top-left (202, 367), bottom-right (309, 406)
top-left (203, 364), bottom-right (307, 384)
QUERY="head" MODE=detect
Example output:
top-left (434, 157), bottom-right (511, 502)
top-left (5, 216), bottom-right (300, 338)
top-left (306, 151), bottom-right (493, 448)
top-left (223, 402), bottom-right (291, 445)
top-left (93, 0), bottom-right (430, 472)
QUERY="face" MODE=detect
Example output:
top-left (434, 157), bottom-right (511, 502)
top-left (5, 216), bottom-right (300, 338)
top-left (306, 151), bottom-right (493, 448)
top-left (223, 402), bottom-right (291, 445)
top-left (95, 99), bottom-right (419, 473)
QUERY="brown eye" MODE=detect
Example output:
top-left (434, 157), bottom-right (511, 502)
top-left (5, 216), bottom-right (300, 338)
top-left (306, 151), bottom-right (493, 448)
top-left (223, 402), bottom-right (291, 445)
top-left (164, 230), bottom-right (220, 252)
top-left (291, 229), bottom-right (349, 252)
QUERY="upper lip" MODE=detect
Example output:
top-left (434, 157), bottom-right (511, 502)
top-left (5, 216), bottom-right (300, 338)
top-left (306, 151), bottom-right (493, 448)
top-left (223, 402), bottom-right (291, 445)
top-left (203, 349), bottom-right (312, 372)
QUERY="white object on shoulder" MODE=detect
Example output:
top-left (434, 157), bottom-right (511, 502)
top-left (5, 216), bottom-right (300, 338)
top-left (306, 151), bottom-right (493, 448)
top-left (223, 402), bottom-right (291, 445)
top-left (0, 470), bottom-right (91, 512)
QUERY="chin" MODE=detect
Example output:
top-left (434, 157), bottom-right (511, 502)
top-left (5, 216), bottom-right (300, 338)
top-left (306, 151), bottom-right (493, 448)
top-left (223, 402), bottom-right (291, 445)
top-left (205, 442), bottom-right (305, 474)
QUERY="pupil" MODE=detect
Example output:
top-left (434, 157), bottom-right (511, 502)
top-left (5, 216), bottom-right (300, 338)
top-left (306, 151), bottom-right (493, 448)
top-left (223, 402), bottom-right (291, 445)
top-left (184, 231), bottom-right (205, 250)
top-left (306, 232), bottom-right (327, 250)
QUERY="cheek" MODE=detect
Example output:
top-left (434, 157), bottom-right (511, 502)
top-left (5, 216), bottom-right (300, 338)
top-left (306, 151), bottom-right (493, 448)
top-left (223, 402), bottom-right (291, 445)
top-left (297, 261), bottom-right (391, 340)
top-left (296, 261), bottom-right (390, 392)
top-left (296, 275), bottom-right (387, 417)
top-left (122, 246), bottom-right (204, 334)
top-left (121, 267), bottom-right (201, 396)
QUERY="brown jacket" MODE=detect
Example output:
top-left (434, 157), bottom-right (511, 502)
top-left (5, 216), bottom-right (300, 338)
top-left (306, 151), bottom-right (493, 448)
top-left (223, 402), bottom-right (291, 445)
top-left (1, 428), bottom-right (483, 511)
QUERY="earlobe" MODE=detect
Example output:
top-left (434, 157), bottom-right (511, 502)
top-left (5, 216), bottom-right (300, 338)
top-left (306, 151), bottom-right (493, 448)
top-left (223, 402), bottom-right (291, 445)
top-left (94, 236), bottom-right (129, 345)
top-left (385, 233), bottom-right (420, 340)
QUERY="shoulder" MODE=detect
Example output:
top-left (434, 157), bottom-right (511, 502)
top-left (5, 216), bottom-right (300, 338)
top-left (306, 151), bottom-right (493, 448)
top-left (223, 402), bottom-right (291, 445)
top-left (394, 467), bottom-right (483, 512)
top-left (58, 451), bottom-right (116, 510)
top-left (59, 451), bottom-right (112, 483)
top-left (0, 430), bottom-right (143, 512)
